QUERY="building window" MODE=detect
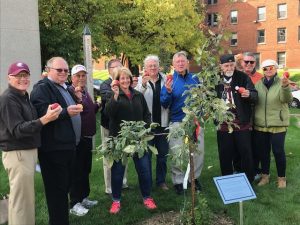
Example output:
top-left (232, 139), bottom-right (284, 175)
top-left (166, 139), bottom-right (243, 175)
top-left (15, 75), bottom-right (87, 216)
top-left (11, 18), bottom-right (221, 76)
top-left (277, 28), bottom-right (286, 43)
top-left (230, 10), bottom-right (238, 24)
top-left (257, 30), bottom-right (265, 43)
top-left (230, 33), bottom-right (238, 46)
top-left (278, 4), bottom-right (287, 19)
top-left (207, 0), bottom-right (217, 5)
top-left (253, 53), bottom-right (260, 69)
top-left (277, 52), bottom-right (286, 68)
top-left (257, 7), bottom-right (266, 21)
top-left (298, 26), bottom-right (300, 41)
top-left (207, 13), bottom-right (218, 26)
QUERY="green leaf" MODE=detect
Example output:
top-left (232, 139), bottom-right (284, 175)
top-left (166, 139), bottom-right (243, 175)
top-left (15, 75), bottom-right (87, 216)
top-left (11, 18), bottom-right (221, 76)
top-left (142, 135), bottom-right (154, 142)
top-left (148, 145), bottom-right (158, 155)
top-left (123, 145), bottom-right (136, 153)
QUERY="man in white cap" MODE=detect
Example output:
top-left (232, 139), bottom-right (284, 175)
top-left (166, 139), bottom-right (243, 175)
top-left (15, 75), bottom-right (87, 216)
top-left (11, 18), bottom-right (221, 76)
top-left (68, 65), bottom-right (100, 216)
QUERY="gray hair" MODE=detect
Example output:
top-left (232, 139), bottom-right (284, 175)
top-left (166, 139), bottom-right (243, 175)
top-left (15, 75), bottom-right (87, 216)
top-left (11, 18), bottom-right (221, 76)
top-left (46, 57), bottom-right (68, 68)
top-left (242, 52), bottom-right (256, 61)
top-left (144, 55), bottom-right (160, 68)
top-left (108, 58), bottom-right (121, 68)
top-left (172, 51), bottom-right (188, 62)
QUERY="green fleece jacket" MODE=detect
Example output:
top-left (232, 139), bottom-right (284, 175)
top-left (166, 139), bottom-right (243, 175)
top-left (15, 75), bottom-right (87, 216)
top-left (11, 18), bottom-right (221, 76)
top-left (254, 76), bottom-right (292, 128)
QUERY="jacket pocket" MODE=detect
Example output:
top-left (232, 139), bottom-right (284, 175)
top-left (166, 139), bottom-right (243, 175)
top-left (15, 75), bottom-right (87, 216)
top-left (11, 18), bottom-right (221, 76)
top-left (279, 110), bottom-right (283, 121)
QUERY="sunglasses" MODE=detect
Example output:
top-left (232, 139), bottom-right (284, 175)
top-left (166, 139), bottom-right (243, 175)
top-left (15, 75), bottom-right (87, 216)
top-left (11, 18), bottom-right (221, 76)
top-left (244, 60), bottom-right (255, 65)
top-left (263, 66), bottom-right (275, 71)
top-left (49, 67), bottom-right (69, 73)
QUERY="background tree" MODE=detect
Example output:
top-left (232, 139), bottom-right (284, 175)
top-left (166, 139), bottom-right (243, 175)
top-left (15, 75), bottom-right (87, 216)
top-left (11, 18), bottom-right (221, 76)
top-left (39, 0), bottom-right (205, 70)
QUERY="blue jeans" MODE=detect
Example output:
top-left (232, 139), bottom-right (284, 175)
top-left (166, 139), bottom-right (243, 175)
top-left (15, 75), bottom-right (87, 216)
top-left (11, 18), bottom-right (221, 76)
top-left (148, 127), bottom-right (169, 186)
top-left (111, 152), bottom-right (152, 201)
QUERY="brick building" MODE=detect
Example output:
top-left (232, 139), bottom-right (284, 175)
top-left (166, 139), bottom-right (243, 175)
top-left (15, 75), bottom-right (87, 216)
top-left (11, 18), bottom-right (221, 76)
top-left (205, 0), bottom-right (300, 69)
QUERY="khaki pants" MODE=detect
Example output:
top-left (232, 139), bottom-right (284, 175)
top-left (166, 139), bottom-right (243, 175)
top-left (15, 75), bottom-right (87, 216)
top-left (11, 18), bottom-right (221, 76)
top-left (2, 149), bottom-right (37, 225)
top-left (101, 126), bottom-right (128, 194)
top-left (169, 122), bottom-right (205, 185)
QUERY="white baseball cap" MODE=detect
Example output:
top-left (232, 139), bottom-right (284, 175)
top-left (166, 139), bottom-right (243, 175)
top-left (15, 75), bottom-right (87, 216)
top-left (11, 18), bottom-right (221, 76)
top-left (261, 59), bottom-right (278, 69)
top-left (71, 64), bottom-right (87, 76)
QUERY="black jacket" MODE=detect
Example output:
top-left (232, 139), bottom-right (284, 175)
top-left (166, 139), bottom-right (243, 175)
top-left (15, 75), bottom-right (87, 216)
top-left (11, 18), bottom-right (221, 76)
top-left (104, 88), bottom-right (151, 137)
top-left (0, 86), bottom-right (43, 151)
top-left (100, 78), bottom-right (112, 129)
top-left (216, 70), bottom-right (258, 124)
top-left (30, 78), bottom-right (77, 152)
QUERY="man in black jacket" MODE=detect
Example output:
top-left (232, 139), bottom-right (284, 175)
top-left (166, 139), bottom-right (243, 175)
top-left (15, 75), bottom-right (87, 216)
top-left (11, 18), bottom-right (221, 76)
top-left (100, 59), bottom-right (128, 195)
top-left (30, 57), bottom-right (82, 225)
top-left (216, 54), bottom-right (257, 183)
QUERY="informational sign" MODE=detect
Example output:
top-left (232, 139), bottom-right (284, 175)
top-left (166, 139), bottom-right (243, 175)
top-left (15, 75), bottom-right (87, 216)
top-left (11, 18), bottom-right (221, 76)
top-left (213, 173), bottom-right (256, 204)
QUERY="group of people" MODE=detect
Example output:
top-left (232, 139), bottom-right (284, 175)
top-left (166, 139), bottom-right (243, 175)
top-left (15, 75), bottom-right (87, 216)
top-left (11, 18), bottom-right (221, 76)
top-left (0, 50), bottom-right (292, 225)
top-left (0, 57), bottom-right (99, 225)
top-left (217, 52), bottom-right (292, 189)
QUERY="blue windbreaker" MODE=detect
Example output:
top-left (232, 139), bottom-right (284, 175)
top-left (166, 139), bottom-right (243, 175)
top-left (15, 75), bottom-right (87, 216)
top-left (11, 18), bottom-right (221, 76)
top-left (160, 71), bottom-right (199, 122)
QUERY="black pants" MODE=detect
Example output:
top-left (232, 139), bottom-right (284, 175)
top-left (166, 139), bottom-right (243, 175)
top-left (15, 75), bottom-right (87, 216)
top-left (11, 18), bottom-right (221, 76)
top-left (39, 150), bottom-right (75, 225)
top-left (217, 130), bottom-right (254, 183)
top-left (70, 137), bottom-right (93, 207)
top-left (234, 131), bottom-right (262, 175)
top-left (254, 130), bottom-right (286, 177)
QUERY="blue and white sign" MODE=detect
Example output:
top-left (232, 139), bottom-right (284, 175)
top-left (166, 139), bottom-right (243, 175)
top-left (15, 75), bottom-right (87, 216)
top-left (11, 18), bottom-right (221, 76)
top-left (213, 173), bottom-right (256, 204)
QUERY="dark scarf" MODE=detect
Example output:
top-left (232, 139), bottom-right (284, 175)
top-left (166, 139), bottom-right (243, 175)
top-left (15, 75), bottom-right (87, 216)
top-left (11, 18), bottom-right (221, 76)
top-left (263, 74), bottom-right (277, 89)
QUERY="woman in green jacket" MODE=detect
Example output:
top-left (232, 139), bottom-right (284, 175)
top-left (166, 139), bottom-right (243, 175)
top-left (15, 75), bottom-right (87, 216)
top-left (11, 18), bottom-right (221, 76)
top-left (254, 59), bottom-right (292, 188)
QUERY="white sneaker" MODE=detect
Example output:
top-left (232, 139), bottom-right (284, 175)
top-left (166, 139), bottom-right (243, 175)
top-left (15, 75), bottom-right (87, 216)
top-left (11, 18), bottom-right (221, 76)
top-left (82, 198), bottom-right (98, 208)
top-left (70, 203), bottom-right (89, 216)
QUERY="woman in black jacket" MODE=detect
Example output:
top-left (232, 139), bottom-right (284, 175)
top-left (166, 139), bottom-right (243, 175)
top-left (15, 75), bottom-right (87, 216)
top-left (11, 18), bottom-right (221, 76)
top-left (104, 67), bottom-right (156, 214)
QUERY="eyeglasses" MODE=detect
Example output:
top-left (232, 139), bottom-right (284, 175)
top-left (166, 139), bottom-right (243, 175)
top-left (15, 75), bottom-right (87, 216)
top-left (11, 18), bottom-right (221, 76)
top-left (263, 66), bottom-right (275, 71)
top-left (244, 60), bottom-right (255, 65)
top-left (49, 67), bottom-right (69, 73)
top-left (10, 73), bottom-right (30, 79)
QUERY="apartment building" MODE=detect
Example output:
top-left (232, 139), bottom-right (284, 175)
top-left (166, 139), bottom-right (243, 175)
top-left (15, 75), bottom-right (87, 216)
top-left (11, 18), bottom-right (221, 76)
top-left (205, 0), bottom-right (300, 68)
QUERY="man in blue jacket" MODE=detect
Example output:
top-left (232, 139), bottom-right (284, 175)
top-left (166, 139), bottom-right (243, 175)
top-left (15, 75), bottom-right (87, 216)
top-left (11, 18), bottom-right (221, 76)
top-left (160, 51), bottom-right (204, 195)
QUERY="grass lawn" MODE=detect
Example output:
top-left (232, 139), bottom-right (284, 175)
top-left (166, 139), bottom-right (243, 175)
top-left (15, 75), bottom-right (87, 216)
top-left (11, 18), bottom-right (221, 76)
top-left (0, 110), bottom-right (299, 225)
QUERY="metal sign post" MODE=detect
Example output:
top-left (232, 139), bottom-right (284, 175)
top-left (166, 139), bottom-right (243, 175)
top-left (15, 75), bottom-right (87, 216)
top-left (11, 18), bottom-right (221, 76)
top-left (239, 201), bottom-right (243, 225)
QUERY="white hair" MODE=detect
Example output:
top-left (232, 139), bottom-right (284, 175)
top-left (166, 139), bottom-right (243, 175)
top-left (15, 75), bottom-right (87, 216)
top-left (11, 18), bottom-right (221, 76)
top-left (144, 55), bottom-right (160, 68)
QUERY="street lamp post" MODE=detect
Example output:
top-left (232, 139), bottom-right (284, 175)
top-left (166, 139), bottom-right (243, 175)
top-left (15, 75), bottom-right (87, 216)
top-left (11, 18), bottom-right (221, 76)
top-left (82, 25), bottom-right (94, 98)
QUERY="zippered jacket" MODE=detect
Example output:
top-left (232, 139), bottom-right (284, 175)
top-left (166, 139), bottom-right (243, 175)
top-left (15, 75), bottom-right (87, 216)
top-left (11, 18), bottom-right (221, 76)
top-left (104, 87), bottom-right (151, 137)
top-left (254, 76), bottom-right (292, 128)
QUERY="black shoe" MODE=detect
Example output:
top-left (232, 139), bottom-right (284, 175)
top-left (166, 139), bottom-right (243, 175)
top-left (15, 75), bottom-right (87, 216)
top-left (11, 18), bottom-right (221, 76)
top-left (174, 183), bottom-right (184, 195)
top-left (194, 179), bottom-right (202, 192)
top-left (188, 179), bottom-right (202, 192)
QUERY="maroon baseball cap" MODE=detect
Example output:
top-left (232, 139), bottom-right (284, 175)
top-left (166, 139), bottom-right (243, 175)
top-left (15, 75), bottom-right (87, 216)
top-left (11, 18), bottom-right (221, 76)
top-left (7, 62), bottom-right (30, 76)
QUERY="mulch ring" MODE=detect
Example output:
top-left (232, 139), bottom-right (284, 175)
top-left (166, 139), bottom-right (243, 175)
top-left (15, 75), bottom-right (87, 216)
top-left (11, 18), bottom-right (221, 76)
top-left (136, 211), bottom-right (234, 225)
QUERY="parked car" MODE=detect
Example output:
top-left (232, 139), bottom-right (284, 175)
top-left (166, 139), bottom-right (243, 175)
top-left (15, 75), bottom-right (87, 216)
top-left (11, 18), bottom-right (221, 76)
top-left (290, 90), bottom-right (300, 108)
top-left (93, 79), bottom-right (102, 100)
